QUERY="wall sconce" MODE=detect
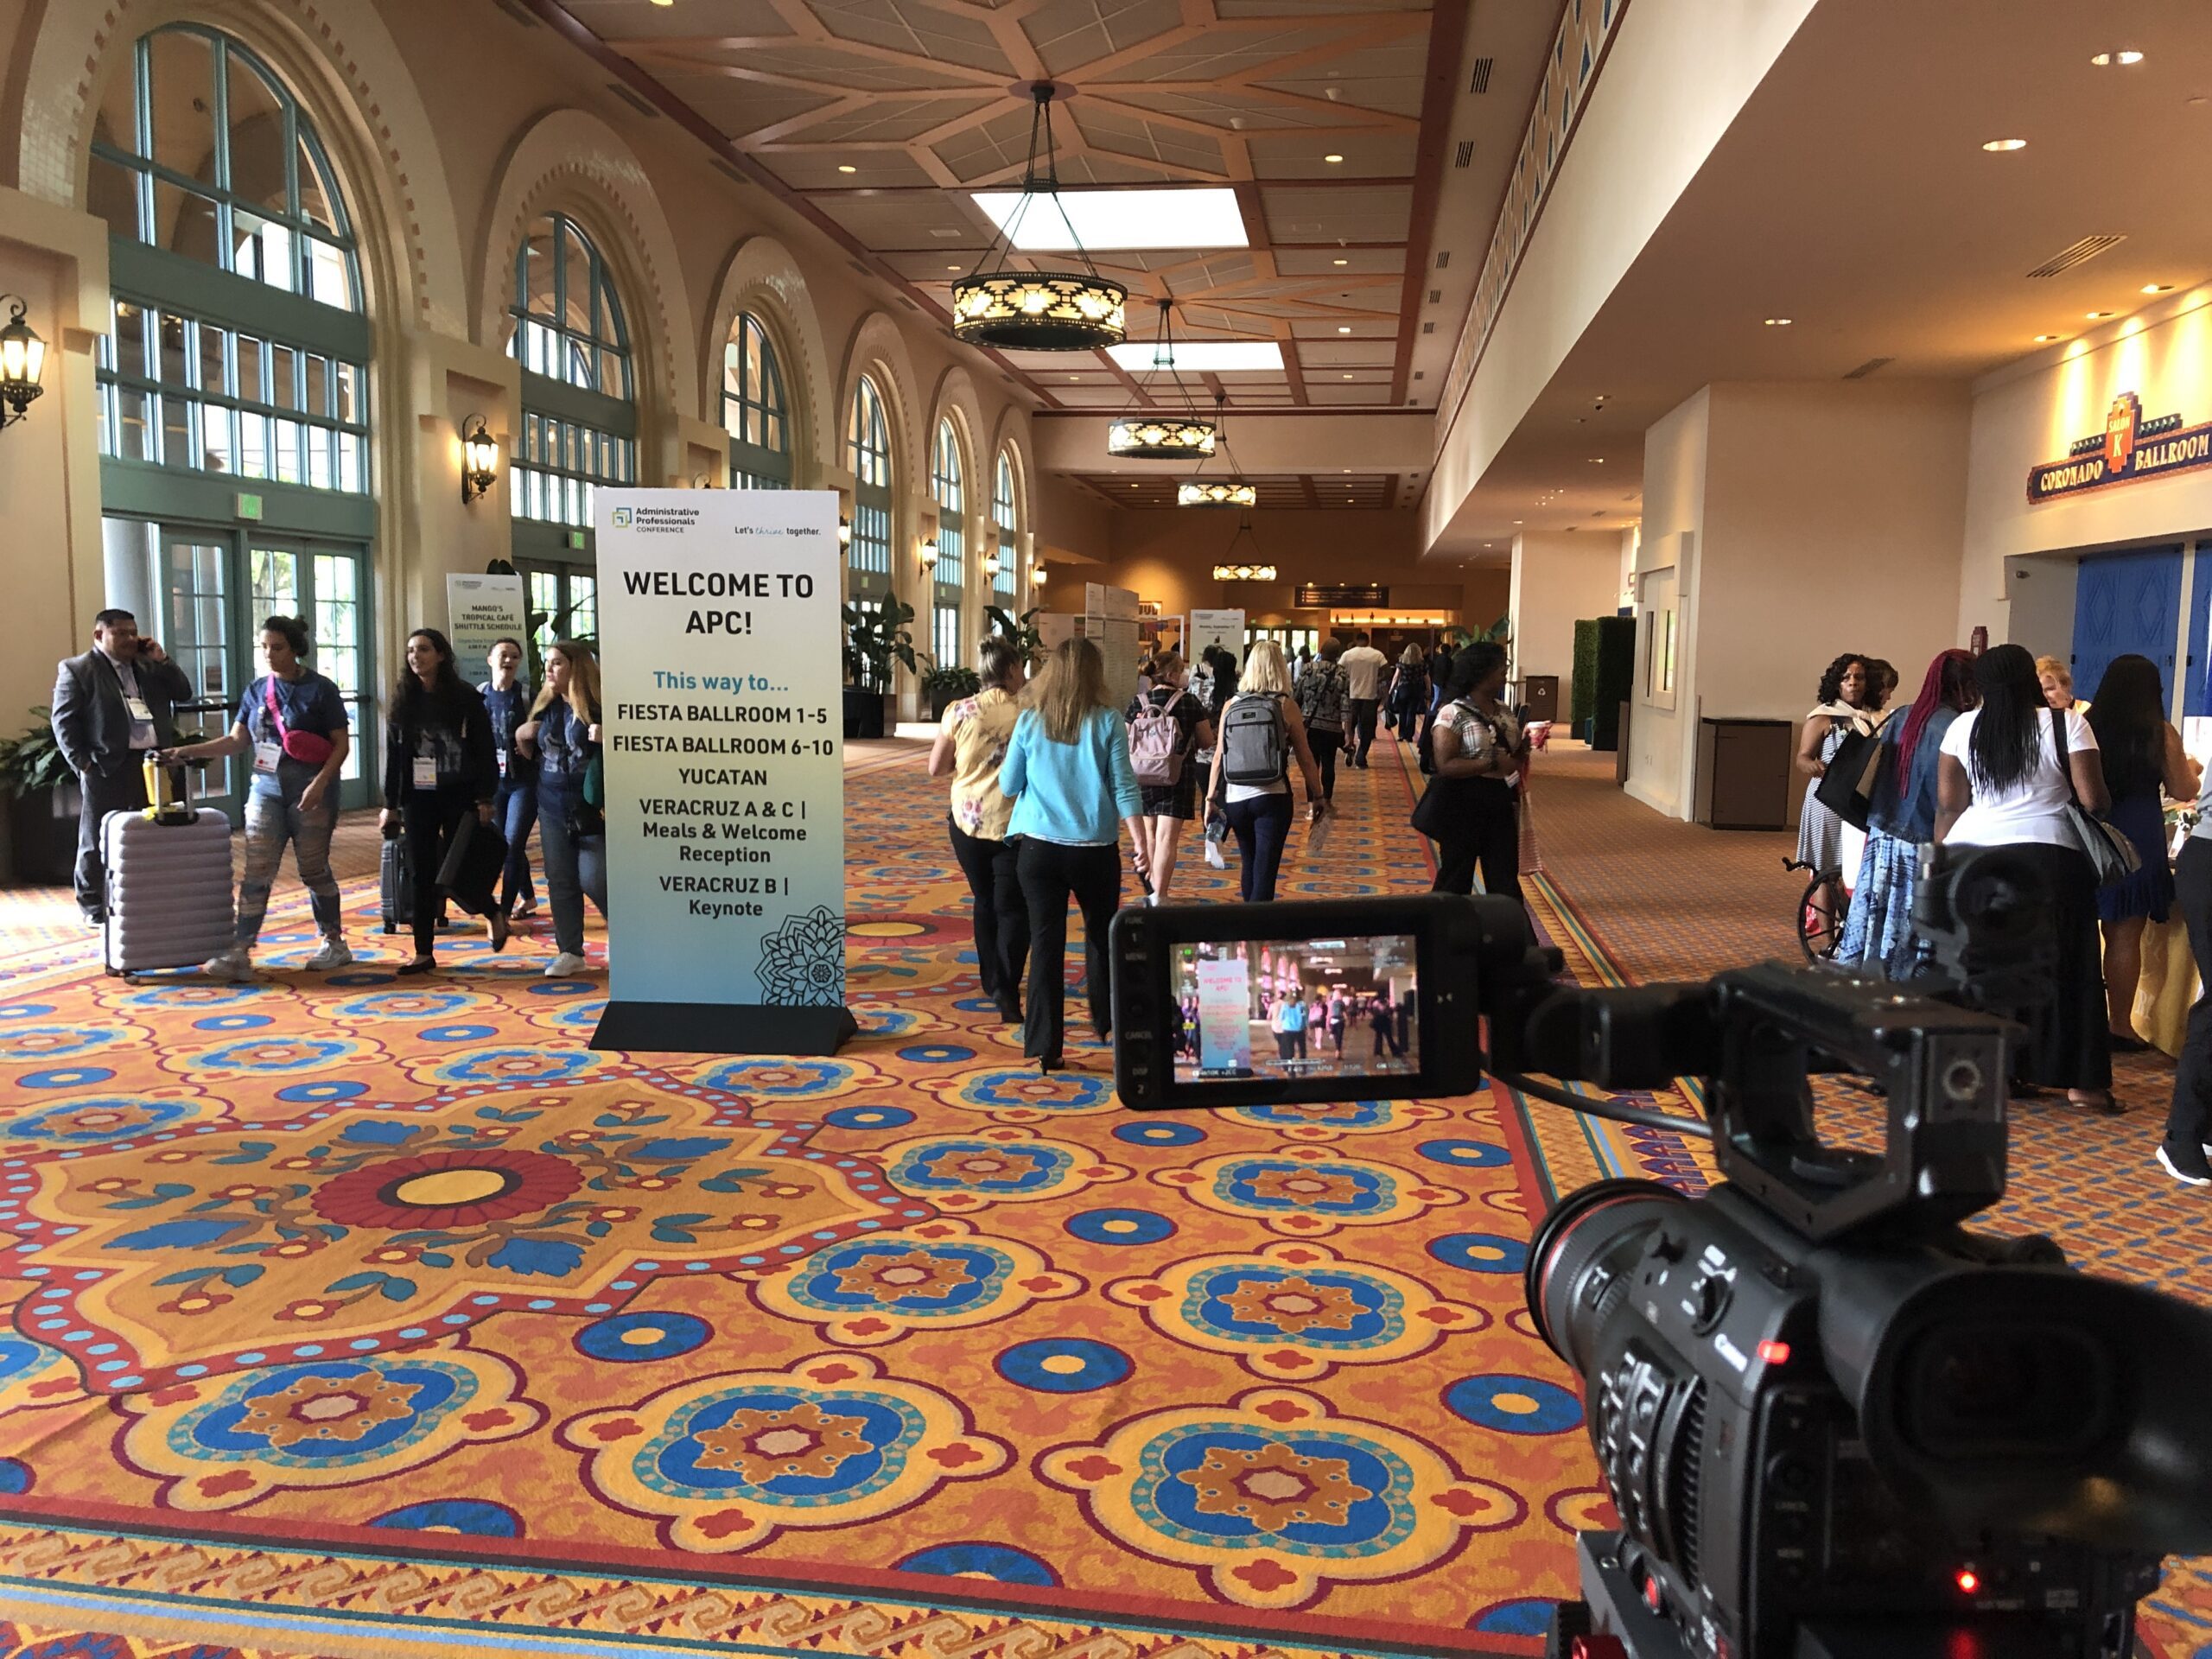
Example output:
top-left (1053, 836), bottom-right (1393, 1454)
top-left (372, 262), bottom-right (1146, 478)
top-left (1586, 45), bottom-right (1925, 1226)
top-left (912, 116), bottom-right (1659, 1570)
top-left (837, 515), bottom-right (853, 550)
top-left (460, 415), bottom-right (499, 504)
top-left (918, 537), bottom-right (940, 572)
top-left (0, 296), bottom-right (48, 431)
top-left (1031, 563), bottom-right (1046, 585)
top-left (982, 548), bottom-right (1001, 579)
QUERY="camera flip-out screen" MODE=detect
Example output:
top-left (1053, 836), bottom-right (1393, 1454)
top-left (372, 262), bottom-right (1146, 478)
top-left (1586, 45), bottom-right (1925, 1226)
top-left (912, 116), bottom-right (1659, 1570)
top-left (1110, 897), bottom-right (1494, 1109)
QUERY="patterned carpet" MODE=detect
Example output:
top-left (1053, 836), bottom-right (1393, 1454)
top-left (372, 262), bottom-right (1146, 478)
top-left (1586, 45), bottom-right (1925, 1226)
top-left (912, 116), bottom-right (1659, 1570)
top-left (0, 736), bottom-right (2205, 1659)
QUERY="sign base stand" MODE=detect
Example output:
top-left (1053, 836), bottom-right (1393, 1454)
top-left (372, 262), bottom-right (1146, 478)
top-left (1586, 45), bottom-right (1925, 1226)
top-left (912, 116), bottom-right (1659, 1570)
top-left (588, 1001), bottom-right (859, 1057)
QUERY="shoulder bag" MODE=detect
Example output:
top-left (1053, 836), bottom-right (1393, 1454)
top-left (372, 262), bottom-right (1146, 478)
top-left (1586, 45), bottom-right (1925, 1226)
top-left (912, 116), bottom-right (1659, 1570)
top-left (2053, 706), bottom-right (2139, 887)
top-left (1410, 701), bottom-right (1484, 842)
top-left (1812, 712), bottom-right (1889, 830)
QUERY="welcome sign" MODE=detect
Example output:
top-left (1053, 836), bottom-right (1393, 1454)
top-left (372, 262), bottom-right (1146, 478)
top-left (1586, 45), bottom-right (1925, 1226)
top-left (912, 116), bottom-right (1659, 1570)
top-left (589, 488), bottom-right (854, 1055)
top-left (2026, 391), bottom-right (2212, 502)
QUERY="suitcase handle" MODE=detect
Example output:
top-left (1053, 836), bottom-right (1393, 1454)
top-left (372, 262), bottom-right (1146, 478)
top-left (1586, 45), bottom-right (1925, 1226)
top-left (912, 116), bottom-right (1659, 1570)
top-left (143, 754), bottom-right (197, 824)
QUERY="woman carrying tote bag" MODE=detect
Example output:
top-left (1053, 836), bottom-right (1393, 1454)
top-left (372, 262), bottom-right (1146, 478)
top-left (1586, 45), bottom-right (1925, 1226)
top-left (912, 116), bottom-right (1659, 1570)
top-left (1417, 643), bottom-right (1526, 905)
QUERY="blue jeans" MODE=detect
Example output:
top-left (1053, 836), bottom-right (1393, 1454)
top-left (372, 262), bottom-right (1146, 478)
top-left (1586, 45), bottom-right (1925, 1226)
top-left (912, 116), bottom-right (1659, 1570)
top-left (493, 776), bottom-right (537, 912)
top-left (537, 783), bottom-right (607, 956)
top-left (1225, 793), bottom-right (1293, 902)
top-left (237, 790), bottom-right (342, 943)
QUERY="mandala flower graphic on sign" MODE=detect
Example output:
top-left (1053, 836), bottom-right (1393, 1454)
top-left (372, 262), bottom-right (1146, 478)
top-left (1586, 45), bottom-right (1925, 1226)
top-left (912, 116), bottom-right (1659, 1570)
top-left (756, 906), bottom-right (847, 1006)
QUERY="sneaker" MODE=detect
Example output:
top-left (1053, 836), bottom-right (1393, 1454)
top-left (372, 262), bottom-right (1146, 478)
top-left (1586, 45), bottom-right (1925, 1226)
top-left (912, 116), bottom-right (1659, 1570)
top-left (307, 938), bottom-right (353, 971)
top-left (2157, 1140), bottom-right (2212, 1186)
top-left (81, 911), bottom-right (105, 931)
top-left (200, 945), bottom-right (254, 981)
top-left (545, 951), bottom-right (589, 977)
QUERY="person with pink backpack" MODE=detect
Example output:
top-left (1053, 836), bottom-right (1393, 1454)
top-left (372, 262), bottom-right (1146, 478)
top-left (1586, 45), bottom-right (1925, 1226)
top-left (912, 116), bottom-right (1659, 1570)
top-left (1125, 650), bottom-right (1212, 906)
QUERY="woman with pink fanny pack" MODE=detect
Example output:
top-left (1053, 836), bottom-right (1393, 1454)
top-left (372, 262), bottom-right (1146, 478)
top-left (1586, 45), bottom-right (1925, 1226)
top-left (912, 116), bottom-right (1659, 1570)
top-left (161, 614), bottom-right (353, 979)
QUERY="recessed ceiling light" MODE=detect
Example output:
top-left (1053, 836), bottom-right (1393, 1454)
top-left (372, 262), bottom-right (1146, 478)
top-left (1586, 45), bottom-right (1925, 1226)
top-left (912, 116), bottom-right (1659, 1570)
top-left (2033, 334), bottom-right (2059, 342)
top-left (1104, 339), bottom-right (1281, 372)
top-left (837, 164), bottom-right (857, 174)
top-left (2087, 310), bottom-right (2115, 319)
top-left (1325, 154), bottom-right (1344, 164)
top-left (947, 264), bottom-right (961, 270)
top-left (1587, 457), bottom-right (1605, 463)
top-left (2143, 283), bottom-right (2175, 293)
top-left (973, 187), bottom-right (1246, 251)
top-left (1337, 326), bottom-right (1351, 334)
top-left (1981, 137), bottom-right (2027, 152)
top-left (1342, 373), bottom-right (1354, 379)
top-left (1333, 257), bottom-right (1349, 266)
top-left (1764, 317), bottom-right (1792, 327)
top-left (2090, 49), bottom-right (2145, 66)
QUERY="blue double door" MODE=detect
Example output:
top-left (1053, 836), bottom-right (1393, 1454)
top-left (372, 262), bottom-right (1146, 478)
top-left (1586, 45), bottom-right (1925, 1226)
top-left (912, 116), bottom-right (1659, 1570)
top-left (2070, 544), bottom-right (2193, 711)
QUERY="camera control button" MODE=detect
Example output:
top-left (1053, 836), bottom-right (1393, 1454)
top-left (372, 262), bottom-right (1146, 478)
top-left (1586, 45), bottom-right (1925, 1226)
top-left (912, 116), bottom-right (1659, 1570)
top-left (1690, 1272), bottom-right (1731, 1332)
top-left (1768, 1456), bottom-right (1810, 1496)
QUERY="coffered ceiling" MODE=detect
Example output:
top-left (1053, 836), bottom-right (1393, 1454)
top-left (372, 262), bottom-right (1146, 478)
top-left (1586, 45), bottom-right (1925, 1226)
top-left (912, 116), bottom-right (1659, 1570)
top-left (552, 0), bottom-right (1544, 416)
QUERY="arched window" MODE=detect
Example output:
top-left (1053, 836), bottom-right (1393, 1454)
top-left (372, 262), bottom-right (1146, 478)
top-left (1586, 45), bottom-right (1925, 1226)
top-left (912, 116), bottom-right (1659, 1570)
top-left (992, 451), bottom-right (1020, 598)
top-left (929, 420), bottom-right (966, 668)
top-left (506, 213), bottom-right (635, 651)
top-left (87, 23), bottom-right (376, 817)
top-left (723, 313), bottom-right (791, 488)
top-left (847, 376), bottom-right (893, 594)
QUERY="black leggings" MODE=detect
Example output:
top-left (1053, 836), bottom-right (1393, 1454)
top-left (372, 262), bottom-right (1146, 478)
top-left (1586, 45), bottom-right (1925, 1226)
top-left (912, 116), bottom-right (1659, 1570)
top-left (1016, 838), bottom-right (1122, 1063)
top-left (948, 817), bottom-right (1029, 1007)
top-left (1310, 728), bottom-right (1341, 801)
top-left (1431, 779), bottom-right (1522, 904)
top-left (401, 791), bottom-right (497, 956)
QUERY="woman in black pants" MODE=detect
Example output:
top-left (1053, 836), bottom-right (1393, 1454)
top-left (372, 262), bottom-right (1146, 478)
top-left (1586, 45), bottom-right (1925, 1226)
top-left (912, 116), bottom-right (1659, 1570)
top-left (1205, 639), bottom-right (1327, 904)
top-left (1424, 643), bottom-right (1526, 903)
top-left (997, 639), bottom-right (1148, 1072)
top-left (381, 628), bottom-right (501, 975)
top-left (929, 638), bottom-right (1030, 1020)
top-left (1933, 643), bottom-right (2113, 1116)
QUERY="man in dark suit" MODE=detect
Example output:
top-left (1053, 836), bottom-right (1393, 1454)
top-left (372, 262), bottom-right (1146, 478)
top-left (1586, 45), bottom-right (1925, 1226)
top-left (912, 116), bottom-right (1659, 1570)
top-left (51, 608), bottom-right (194, 924)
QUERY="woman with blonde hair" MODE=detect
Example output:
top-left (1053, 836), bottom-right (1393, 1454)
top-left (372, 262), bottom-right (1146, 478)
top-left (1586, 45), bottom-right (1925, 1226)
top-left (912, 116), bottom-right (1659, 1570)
top-left (1207, 639), bottom-right (1327, 903)
top-left (2037, 655), bottom-right (2088, 715)
top-left (515, 640), bottom-right (606, 977)
top-left (1125, 648), bottom-right (1212, 906)
top-left (1000, 637), bottom-right (1147, 1071)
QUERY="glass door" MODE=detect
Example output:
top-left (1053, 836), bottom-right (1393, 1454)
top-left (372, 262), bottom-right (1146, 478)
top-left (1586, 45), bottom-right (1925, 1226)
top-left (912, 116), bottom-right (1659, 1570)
top-left (159, 529), bottom-right (246, 816)
top-left (518, 559), bottom-right (599, 677)
top-left (247, 537), bottom-right (374, 810)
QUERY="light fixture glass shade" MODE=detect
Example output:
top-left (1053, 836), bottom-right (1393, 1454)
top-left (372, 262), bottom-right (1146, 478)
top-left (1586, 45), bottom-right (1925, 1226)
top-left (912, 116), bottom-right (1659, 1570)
top-left (919, 538), bottom-right (940, 569)
top-left (982, 550), bottom-right (1001, 577)
top-left (460, 415), bottom-right (499, 504)
top-left (1109, 417), bottom-right (1216, 459)
top-left (1179, 480), bottom-right (1255, 509)
top-left (1212, 563), bottom-right (1276, 582)
top-left (951, 272), bottom-right (1127, 351)
top-left (837, 517), bottom-right (853, 549)
top-left (0, 297), bottom-right (46, 424)
top-left (948, 83), bottom-right (1127, 353)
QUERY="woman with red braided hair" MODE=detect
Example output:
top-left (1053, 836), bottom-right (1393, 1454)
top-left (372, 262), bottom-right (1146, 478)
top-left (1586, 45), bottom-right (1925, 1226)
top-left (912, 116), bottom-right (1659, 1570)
top-left (1837, 648), bottom-right (1979, 978)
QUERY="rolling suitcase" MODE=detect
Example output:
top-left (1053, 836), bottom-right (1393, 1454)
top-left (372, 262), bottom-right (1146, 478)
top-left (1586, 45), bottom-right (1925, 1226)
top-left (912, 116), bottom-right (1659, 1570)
top-left (102, 758), bottom-right (234, 976)
top-left (380, 832), bottom-right (410, 933)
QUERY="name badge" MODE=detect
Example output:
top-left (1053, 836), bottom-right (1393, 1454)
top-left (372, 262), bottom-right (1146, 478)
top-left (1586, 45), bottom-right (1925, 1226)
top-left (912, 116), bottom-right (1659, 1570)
top-left (124, 696), bottom-right (154, 724)
top-left (412, 756), bottom-right (438, 789)
top-left (254, 741), bottom-right (283, 774)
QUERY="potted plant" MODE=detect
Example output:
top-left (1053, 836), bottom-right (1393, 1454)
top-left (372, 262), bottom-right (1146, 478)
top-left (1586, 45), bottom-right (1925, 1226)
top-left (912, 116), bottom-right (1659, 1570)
top-left (842, 592), bottom-right (922, 739)
top-left (0, 709), bottom-right (80, 885)
top-left (985, 604), bottom-right (1046, 664)
top-left (921, 663), bottom-right (982, 721)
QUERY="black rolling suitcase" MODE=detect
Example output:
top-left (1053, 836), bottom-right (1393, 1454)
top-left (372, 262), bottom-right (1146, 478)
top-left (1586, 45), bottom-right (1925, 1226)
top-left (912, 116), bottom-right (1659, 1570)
top-left (379, 832), bottom-right (410, 933)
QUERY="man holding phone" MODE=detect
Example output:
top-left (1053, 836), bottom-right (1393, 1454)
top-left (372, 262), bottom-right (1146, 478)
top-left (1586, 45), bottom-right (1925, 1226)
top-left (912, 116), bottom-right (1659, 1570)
top-left (51, 607), bottom-right (194, 925)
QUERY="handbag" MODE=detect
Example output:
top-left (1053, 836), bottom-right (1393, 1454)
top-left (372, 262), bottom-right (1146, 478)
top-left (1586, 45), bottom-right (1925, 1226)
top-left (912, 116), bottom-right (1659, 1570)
top-left (435, 809), bottom-right (510, 902)
top-left (2052, 707), bottom-right (2140, 888)
top-left (264, 677), bottom-right (335, 766)
top-left (1812, 713), bottom-right (1889, 830)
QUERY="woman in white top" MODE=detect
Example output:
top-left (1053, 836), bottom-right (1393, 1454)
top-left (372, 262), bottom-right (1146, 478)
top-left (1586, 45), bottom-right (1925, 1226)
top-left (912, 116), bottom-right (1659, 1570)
top-left (1935, 643), bottom-right (2115, 1113)
top-left (1205, 639), bottom-right (1326, 904)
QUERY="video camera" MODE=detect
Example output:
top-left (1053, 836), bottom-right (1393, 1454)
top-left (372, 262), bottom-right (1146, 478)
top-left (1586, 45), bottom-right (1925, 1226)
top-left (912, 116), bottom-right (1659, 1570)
top-left (1108, 849), bottom-right (2212, 1659)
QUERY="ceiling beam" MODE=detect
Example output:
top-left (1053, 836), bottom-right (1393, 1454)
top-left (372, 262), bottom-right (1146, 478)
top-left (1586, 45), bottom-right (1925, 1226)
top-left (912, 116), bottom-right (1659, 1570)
top-left (1389, 0), bottom-right (1469, 406)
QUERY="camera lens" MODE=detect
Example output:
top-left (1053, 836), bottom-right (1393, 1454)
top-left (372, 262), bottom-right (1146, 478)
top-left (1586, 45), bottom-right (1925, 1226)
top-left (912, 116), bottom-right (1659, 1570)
top-left (1526, 1179), bottom-right (1686, 1376)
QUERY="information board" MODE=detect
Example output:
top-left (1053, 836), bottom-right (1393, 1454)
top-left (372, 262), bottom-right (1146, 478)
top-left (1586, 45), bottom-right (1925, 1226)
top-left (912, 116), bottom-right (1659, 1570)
top-left (1191, 608), bottom-right (1247, 662)
top-left (589, 489), bottom-right (853, 1055)
top-left (1079, 582), bottom-right (1141, 702)
top-left (1196, 956), bottom-right (1253, 1077)
top-left (444, 573), bottom-right (528, 671)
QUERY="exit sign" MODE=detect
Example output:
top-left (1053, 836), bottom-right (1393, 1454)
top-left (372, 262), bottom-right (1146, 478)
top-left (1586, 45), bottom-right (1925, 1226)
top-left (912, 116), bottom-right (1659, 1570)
top-left (235, 492), bottom-right (264, 521)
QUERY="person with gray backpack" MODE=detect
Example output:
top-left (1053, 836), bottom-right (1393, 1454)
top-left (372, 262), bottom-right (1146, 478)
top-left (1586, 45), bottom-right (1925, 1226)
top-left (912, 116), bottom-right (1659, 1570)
top-left (1126, 650), bottom-right (1212, 906)
top-left (1205, 639), bottom-right (1328, 902)
top-left (1295, 639), bottom-right (1350, 804)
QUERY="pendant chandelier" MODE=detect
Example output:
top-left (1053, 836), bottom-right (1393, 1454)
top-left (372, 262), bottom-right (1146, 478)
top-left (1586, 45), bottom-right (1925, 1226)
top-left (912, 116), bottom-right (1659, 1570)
top-left (950, 83), bottom-right (1127, 352)
top-left (1108, 298), bottom-right (1217, 460)
top-left (1178, 391), bottom-right (1254, 507)
top-left (1212, 514), bottom-right (1272, 582)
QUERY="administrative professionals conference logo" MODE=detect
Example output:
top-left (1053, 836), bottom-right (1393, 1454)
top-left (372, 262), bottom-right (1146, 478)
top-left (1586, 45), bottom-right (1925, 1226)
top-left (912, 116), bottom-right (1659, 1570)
top-left (2027, 391), bottom-right (2212, 502)
top-left (609, 504), bottom-right (701, 535)
top-left (612, 506), bottom-right (633, 527)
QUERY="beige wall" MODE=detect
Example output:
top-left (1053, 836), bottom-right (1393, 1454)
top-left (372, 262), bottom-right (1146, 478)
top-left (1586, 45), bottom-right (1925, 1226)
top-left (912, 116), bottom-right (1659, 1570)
top-left (1626, 382), bottom-right (1971, 821)
top-left (0, 0), bottom-right (1046, 753)
top-left (1508, 530), bottom-right (1621, 712)
top-left (1960, 289), bottom-right (2212, 648)
top-left (1041, 507), bottom-right (1508, 646)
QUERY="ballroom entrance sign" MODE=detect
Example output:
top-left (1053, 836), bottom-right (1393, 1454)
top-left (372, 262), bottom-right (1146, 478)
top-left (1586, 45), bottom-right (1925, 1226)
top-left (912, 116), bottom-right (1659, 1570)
top-left (2028, 392), bottom-right (2212, 502)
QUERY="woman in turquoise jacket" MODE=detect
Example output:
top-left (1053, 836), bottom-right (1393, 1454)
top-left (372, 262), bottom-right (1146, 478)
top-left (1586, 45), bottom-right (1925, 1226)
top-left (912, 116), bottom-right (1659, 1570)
top-left (999, 637), bottom-right (1147, 1072)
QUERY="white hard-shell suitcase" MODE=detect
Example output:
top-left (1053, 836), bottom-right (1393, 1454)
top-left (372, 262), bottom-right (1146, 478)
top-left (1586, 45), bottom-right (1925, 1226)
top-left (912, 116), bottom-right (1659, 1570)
top-left (101, 760), bottom-right (235, 976)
